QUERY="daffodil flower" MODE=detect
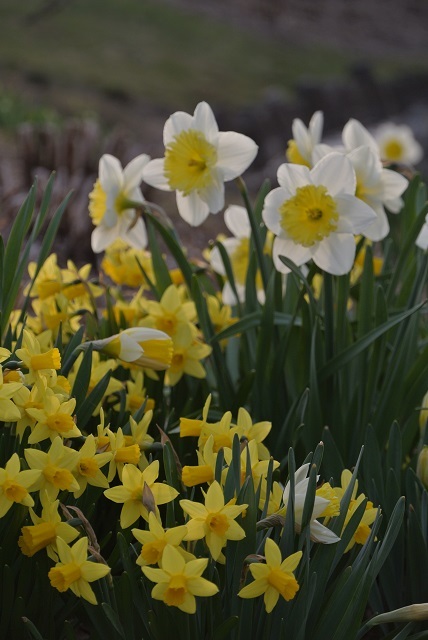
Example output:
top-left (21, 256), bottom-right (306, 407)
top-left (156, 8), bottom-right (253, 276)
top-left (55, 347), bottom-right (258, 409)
top-left (282, 463), bottom-right (340, 544)
top-left (142, 101), bottom-right (258, 226)
top-left (48, 537), bottom-right (111, 604)
top-left (374, 122), bottom-right (423, 165)
top-left (263, 152), bottom-right (376, 275)
top-left (0, 453), bottom-right (39, 517)
top-left (90, 153), bottom-right (150, 253)
top-left (286, 110), bottom-right (324, 167)
top-left (238, 538), bottom-right (302, 612)
top-left (142, 544), bottom-right (218, 613)
top-left (89, 327), bottom-right (173, 371)
top-left (24, 436), bottom-right (80, 500)
top-left (132, 512), bottom-right (189, 566)
top-left (180, 480), bottom-right (247, 560)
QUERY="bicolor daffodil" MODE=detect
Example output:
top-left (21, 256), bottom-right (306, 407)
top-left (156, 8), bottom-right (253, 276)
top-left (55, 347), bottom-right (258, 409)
top-left (286, 110), bottom-right (324, 167)
top-left (262, 152), bottom-right (376, 275)
top-left (374, 122), bottom-right (423, 165)
top-left (89, 153), bottom-right (150, 253)
top-left (89, 327), bottom-right (173, 371)
top-left (142, 101), bottom-right (258, 226)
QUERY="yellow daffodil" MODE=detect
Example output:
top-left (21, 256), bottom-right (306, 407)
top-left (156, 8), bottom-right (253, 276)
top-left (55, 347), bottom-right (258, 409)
top-left (73, 434), bottom-right (113, 498)
top-left (182, 434), bottom-right (218, 487)
top-left (166, 327), bottom-right (212, 387)
top-left (333, 469), bottom-right (378, 551)
top-left (180, 394), bottom-right (212, 438)
top-left (119, 371), bottom-right (155, 417)
top-left (24, 436), bottom-right (80, 500)
top-left (104, 460), bottom-right (178, 528)
top-left (238, 538), bottom-right (302, 612)
top-left (141, 284), bottom-right (196, 336)
top-left (132, 512), bottom-right (189, 566)
top-left (101, 239), bottom-right (154, 288)
top-left (89, 327), bottom-right (173, 371)
top-left (12, 378), bottom-right (48, 441)
top-left (105, 427), bottom-right (141, 482)
top-left (235, 406), bottom-right (272, 460)
top-left (180, 481), bottom-right (247, 560)
top-left (48, 537), bottom-right (111, 604)
top-left (223, 440), bottom-right (279, 488)
top-left (18, 492), bottom-right (79, 560)
top-left (142, 544), bottom-right (218, 613)
top-left (125, 413), bottom-right (154, 471)
top-left (25, 388), bottom-right (80, 444)
top-left (0, 453), bottom-right (39, 517)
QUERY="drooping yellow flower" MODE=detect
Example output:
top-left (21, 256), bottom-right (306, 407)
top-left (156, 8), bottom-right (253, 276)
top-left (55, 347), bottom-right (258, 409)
top-left (132, 512), bottom-right (189, 567)
top-left (16, 329), bottom-right (61, 385)
top-left (316, 482), bottom-right (340, 518)
top-left (105, 427), bottom-right (141, 482)
top-left (26, 253), bottom-right (62, 300)
top-left (24, 436), bottom-right (80, 500)
top-left (258, 480), bottom-right (285, 517)
top-left (142, 544), bottom-right (218, 613)
top-left (104, 461), bottom-right (178, 529)
top-left (18, 492), bottom-right (79, 560)
top-left (73, 434), bottom-right (113, 498)
top-left (48, 537), bottom-right (111, 605)
top-left (238, 538), bottom-right (302, 613)
top-left (333, 470), bottom-right (378, 552)
top-left (180, 481), bottom-right (247, 560)
top-left (12, 378), bottom-right (48, 441)
top-left (181, 435), bottom-right (218, 487)
top-left (25, 388), bottom-right (80, 444)
top-left (0, 453), bottom-right (39, 517)
top-left (180, 394), bottom-right (212, 438)
top-left (119, 370), bottom-right (155, 417)
top-left (124, 413), bottom-right (154, 471)
top-left (204, 294), bottom-right (237, 345)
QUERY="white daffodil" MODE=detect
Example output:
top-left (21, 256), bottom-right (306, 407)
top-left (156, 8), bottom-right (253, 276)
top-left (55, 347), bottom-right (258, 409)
top-left (313, 132), bottom-right (408, 241)
top-left (282, 463), bottom-right (340, 544)
top-left (374, 122), bottom-right (423, 165)
top-left (90, 154), bottom-right (150, 253)
top-left (142, 101), bottom-right (258, 226)
top-left (416, 213), bottom-right (428, 251)
top-left (262, 152), bottom-right (376, 275)
top-left (286, 111), bottom-right (324, 167)
top-left (209, 205), bottom-right (270, 305)
top-left (89, 328), bottom-right (173, 371)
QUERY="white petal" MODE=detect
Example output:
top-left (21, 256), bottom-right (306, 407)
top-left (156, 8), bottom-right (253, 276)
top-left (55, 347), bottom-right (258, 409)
top-left (380, 169), bottom-right (408, 201)
top-left (209, 245), bottom-right (227, 276)
top-left (199, 171), bottom-right (224, 213)
top-left (335, 194), bottom-right (377, 234)
top-left (222, 281), bottom-right (245, 305)
top-left (342, 119), bottom-right (378, 154)
top-left (348, 146), bottom-right (382, 189)
top-left (292, 118), bottom-right (312, 161)
top-left (121, 216), bottom-right (148, 249)
top-left (262, 187), bottom-right (287, 236)
top-left (416, 223), bottom-right (428, 250)
top-left (142, 158), bottom-right (171, 191)
top-left (277, 163), bottom-right (311, 194)
top-left (193, 102), bottom-right (219, 142)
top-left (309, 520), bottom-right (340, 544)
top-left (99, 154), bottom-right (123, 192)
top-left (272, 237), bottom-right (312, 273)
top-left (357, 202), bottom-right (389, 241)
top-left (91, 224), bottom-right (119, 253)
top-left (311, 152), bottom-right (355, 196)
top-left (163, 111), bottom-right (193, 145)
top-left (117, 333), bottom-right (144, 362)
top-left (176, 191), bottom-right (210, 226)
top-left (312, 143), bottom-right (335, 165)
top-left (312, 233), bottom-right (355, 275)
top-left (216, 131), bottom-right (258, 180)
top-left (384, 196), bottom-right (403, 214)
top-left (309, 111), bottom-right (324, 144)
top-left (224, 205), bottom-right (251, 238)
top-left (123, 154), bottom-right (151, 192)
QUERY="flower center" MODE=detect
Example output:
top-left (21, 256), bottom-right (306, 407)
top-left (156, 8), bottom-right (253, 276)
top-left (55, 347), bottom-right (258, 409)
top-left (89, 180), bottom-right (107, 225)
top-left (30, 348), bottom-right (61, 371)
top-left (141, 539), bottom-right (167, 564)
top-left (78, 458), bottom-right (99, 478)
top-left (3, 479), bottom-right (28, 503)
top-left (279, 184), bottom-right (339, 247)
top-left (207, 512), bottom-right (229, 536)
top-left (115, 444), bottom-right (141, 465)
top-left (37, 280), bottom-right (62, 300)
top-left (49, 562), bottom-right (82, 592)
top-left (19, 522), bottom-right (57, 556)
top-left (156, 316), bottom-right (177, 335)
top-left (137, 339), bottom-right (174, 369)
top-left (383, 139), bottom-right (403, 161)
top-left (164, 575), bottom-right (187, 606)
top-left (46, 413), bottom-right (76, 434)
top-left (268, 568), bottom-right (299, 601)
top-left (164, 129), bottom-right (217, 195)
top-left (44, 464), bottom-right (75, 490)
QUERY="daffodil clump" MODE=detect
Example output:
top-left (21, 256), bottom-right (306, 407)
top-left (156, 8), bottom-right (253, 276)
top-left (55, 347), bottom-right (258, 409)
top-left (1, 101), bottom-right (427, 640)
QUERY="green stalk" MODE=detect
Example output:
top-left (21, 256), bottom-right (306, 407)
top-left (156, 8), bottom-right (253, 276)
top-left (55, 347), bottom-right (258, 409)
top-left (236, 177), bottom-right (269, 291)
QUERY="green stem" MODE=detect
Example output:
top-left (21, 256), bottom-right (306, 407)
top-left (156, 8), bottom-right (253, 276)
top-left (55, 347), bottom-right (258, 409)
top-left (236, 177), bottom-right (269, 292)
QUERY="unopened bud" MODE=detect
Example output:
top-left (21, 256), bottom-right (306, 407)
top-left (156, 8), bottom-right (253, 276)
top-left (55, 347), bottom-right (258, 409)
top-left (416, 446), bottom-right (428, 490)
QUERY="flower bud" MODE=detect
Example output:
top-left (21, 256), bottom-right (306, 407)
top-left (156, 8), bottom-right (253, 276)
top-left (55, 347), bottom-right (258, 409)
top-left (416, 446), bottom-right (428, 490)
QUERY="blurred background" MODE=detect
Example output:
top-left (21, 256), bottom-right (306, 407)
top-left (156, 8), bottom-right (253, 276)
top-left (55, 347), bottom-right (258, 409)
top-left (1, 0), bottom-right (428, 261)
